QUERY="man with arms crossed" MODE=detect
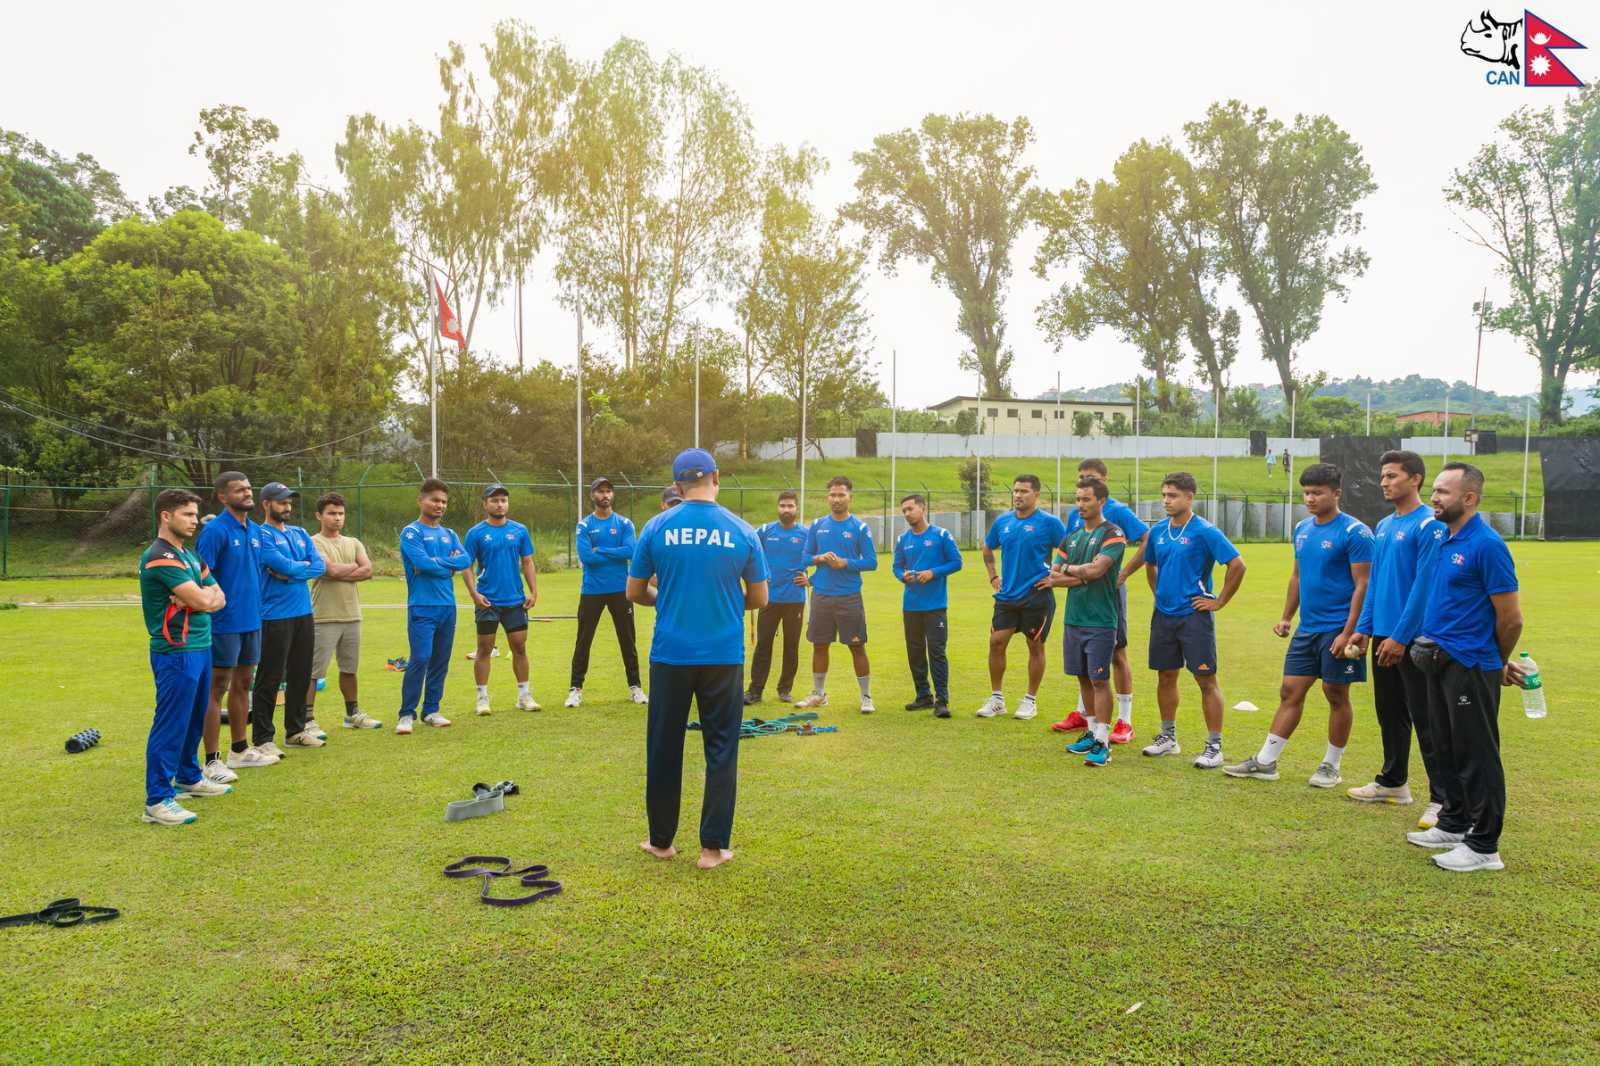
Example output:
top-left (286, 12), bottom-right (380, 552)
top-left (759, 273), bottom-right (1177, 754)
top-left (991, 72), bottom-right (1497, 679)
top-left (463, 483), bottom-right (541, 715)
top-left (306, 492), bottom-right (380, 731)
top-left (196, 472), bottom-right (268, 778)
top-left (628, 449), bottom-right (769, 870)
top-left (746, 490), bottom-right (808, 706)
top-left (396, 478), bottom-right (473, 734)
top-left (1125, 472), bottom-right (1245, 768)
top-left (140, 490), bottom-right (231, 825)
top-left (976, 474), bottom-right (1067, 721)
top-left (795, 476), bottom-right (878, 713)
top-left (1052, 478), bottom-right (1128, 766)
top-left (566, 476), bottom-right (645, 708)
top-left (893, 493), bottom-right (963, 718)
top-left (253, 482), bottom-right (326, 753)
top-left (1226, 463), bottom-right (1373, 787)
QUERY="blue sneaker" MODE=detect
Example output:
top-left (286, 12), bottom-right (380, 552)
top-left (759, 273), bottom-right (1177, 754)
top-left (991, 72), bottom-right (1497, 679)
top-left (1066, 733), bottom-right (1097, 754)
top-left (1083, 740), bottom-right (1111, 767)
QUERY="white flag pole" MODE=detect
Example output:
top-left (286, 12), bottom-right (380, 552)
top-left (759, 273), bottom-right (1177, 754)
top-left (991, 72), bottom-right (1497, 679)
top-left (426, 268), bottom-right (439, 479)
top-left (799, 351), bottom-right (808, 518)
top-left (1133, 376), bottom-right (1141, 508)
top-left (889, 349), bottom-right (897, 520)
top-left (1055, 370), bottom-right (1062, 515)
top-left (576, 299), bottom-right (585, 517)
top-left (1520, 396), bottom-right (1532, 540)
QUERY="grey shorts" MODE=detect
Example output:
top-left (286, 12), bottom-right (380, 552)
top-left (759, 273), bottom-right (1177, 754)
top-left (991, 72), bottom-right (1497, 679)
top-left (312, 621), bottom-right (361, 677)
top-left (807, 592), bottom-right (868, 646)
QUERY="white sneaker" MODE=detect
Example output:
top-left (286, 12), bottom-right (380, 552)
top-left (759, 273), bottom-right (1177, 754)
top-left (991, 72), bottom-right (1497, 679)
top-left (422, 712), bottom-right (452, 728)
top-left (203, 758), bottom-right (238, 784)
top-left (1347, 781), bottom-right (1413, 805)
top-left (859, 695), bottom-right (875, 714)
top-left (793, 692), bottom-right (828, 709)
top-left (286, 730), bottom-right (325, 748)
top-left (516, 692), bottom-right (541, 712)
top-left (1308, 762), bottom-right (1343, 789)
top-left (975, 695), bottom-right (1007, 718)
top-left (1406, 827), bottom-right (1466, 849)
top-left (226, 746), bottom-right (278, 769)
top-left (395, 716), bottom-right (414, 735)
top-left (142, 798), bottom-right (197, 826)
top-left (475, 693), bottom-right (492, 716)
top-left (563, 688), bottom-right (583, 708)
top-left (629, 685), bottom-right (648, 704)
top-left (173, 776), bottom-right (232, 798)
top-left (1143, 732), bottom-right (1181, 757)
top-left (343, 710), bottom-right (383, 730)
top-left (1192, 741), bottom-right (1224, 769)
top-left (1432, 843), bottom-right (1504, 872)
top-left (257, 741), bottom-right (288, 761)
top-left (304, 719), bottom-right (328, 741)
top-left (1418, 802), bottom-right (1442, 829)
top-left (1013, 699), bottom-right (1038, 721)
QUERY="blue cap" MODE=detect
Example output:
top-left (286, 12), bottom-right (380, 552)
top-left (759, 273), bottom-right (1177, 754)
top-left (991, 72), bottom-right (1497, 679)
top-left (260, 482), bottom-right (298, 502)
top-left (671, 448), bottom-right (717, 483)
top-left (483, 483), bottom-right (509, 499)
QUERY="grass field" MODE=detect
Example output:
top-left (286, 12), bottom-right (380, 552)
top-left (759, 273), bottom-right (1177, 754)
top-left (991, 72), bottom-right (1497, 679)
top-left (1, 542), bottom-right (1596, 1063)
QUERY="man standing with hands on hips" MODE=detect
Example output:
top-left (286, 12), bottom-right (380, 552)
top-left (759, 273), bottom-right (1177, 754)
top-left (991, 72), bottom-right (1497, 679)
top-left (794, 476), bottom-right (878, 714)
top-left (462, 483), bottom-right (541, 715)
top-left (628, 448), bottom-right (769, 870)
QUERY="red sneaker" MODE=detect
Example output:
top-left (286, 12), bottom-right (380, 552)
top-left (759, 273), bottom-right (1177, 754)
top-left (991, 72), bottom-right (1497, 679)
top-left (1110, 719), bottom-right (1135, 745)
top-left (1051, 711), bottom-right (1090, 733)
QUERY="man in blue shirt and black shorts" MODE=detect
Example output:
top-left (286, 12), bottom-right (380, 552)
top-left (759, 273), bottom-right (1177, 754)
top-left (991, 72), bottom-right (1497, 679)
top-left (628, 448), bottom-right (769, 871)
top-left (893, 493), bottom-right (963, 718)
top-left (463, 483), bottom-right (541, 716)
top-left (1227, 463), bottom-right (1373, 787)
top-left (746, 490), bottom-right (808, 706)
top-left (795, 476), bottom-right (878, 714)
top-left (976, 474), bottom-right (1067, 721)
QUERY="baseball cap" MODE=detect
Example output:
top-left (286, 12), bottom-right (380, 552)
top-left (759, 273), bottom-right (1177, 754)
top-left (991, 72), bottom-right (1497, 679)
top-left (588, 476), bottom-right (613, 492)
top-left (660, 484), bottom-right (683, 506)
top-left (483, 483), bottom-right (509, 499)
top-left (260, 482), bottom-right (298, 502)
top-left (671, 448), bottom-right (717, 483)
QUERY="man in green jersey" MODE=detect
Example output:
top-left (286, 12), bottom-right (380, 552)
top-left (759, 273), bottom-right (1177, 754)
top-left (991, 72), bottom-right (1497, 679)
top-left (140, 489), bottom-right (233, 826)
top-left (1049, 478), bottom-right (1128, 767)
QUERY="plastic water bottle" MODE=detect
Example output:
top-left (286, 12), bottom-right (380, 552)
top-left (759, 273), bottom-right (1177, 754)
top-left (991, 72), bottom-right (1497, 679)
top-left (1519, 652), bottom-right (1546, 719)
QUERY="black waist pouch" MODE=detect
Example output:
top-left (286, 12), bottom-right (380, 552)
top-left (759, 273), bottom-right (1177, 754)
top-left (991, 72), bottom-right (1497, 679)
top-left (1409, 636), bottom-right (1450, 676)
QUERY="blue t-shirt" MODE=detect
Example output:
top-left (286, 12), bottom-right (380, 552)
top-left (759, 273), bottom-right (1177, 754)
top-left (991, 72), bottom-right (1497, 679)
top-left (576, 512), bottom-right (635, 595)
top-left (893, 523), bottom-right (964, 611)
top-left (984, 509), bottom-right (1068, 603)
top-left (629, 501), bottom-right (769, 666)
top-left (400, 520), bottom-right (471, 606)
top-left (1146, 514), bottom-right (1241, 617)
top-left (1292, 512), bottom-right (1374, 631)
top-left (1065, 496), bottom-right (1149, 543)
top-left (1357, 506), bottom-right (1443, 643)
top-left (755, 520), bottom-right (810, 605)
top-left (197, 509), bottom-right (263, 635)
top-left (1421, 513), bottom-right (1519, 670)
top-left (465, 519), bottom-right (534, 606)
top-left (804, 514), bottom-right (877, 597)
top-left (258, 522), bottom-right (326, 621)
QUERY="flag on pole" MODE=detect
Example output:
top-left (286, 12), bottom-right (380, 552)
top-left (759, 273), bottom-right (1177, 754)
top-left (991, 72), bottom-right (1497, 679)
top-left (1525, 12), bottom-right (1585, 87)
top-left (433, 272), bottom-right (466, 351)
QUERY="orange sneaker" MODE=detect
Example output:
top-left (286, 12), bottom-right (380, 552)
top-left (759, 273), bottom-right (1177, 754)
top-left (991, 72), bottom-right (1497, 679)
top-left (1050, 711), bottom-right (1090, 733)
top-left (1110, 719), bottom-right (1135, 745)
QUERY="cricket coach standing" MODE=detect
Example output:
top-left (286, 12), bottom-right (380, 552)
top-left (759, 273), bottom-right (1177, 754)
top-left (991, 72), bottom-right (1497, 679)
top-left (627, 448), bottom-right (770, 870)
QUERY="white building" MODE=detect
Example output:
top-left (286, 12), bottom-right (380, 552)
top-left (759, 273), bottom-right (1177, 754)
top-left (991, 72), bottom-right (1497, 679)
top-left (927, 394), bottom-right (1136, 437)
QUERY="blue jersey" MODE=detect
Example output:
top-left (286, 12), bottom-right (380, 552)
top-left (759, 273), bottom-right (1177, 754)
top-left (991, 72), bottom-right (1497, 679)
top-left (465, 519), bottom-right (534, 606)
top-left (1292, 512), bottom-right (1374, 631)
top-left (1146, 514), bottom-right (1240, 617)
top-left (196, 509), bottom-right (262, 635)
top-left (1065, 496), bottom-right (1149, 543)
top-left (755, 520), bottom-right (810, 605)
top-left (400, 520), bottom-right (471, 606)
top-left (1357, 506), bottom-right (1443, 643)
top-left (984, 509), bottom-right (1068, 603)
top-left (258, 522), bottom-right (325, 621)
top-left (576, 512), bottom-right (635, 595)
top-left (804, 514), bottom-right (877, 597)
top-left (630, 501), bottom-right (769, 666)
top-left (1420, 514), bottom-right (1519, 670)
top-left (893, 523), bottom-right (964, 611)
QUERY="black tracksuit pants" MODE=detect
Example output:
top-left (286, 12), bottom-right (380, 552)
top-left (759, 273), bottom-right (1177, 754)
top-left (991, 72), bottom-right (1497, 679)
top-left (1426, 657), bottom-right (1506, 855)
top-left (252, 613), bottom-right (314, 746)
top-left (903, 609), bottom-right (950, 703)
top-left (570, 591), bottom-right (641, 689)
top-left (646, 662), bottom-right (742, 850)
top-left (747, 601), bottom-right (804, 697)
top-left (1371, 636), bottom-right (1445, 799)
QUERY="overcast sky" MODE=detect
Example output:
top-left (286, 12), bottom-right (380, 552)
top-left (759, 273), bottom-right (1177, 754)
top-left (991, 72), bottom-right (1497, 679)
top-left (8, 1), bottom-right (1598, 409)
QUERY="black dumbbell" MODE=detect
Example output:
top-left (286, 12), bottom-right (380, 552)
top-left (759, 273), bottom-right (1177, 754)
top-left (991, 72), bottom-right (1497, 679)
top-left (65, 728), bottom-right (102, 754)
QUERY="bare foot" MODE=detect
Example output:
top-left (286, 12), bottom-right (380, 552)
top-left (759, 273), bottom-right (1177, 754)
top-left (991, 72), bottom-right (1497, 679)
top-left (639, 840), bottom-right (676, 860)
top-left (696, 848), bottom-right (734, 870)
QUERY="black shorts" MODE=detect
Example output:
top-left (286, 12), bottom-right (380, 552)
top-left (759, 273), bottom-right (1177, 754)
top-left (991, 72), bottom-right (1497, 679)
top-left (475, 604), bottom-right (529, 635)
top-left (807, 592), bottom-right (867, 645)
top-left (1063, 624), bottom-right (1115, 680)
top-left (992, 588), bottom-right (1055, 644)
top-left (1148, 609), bottom-right (1217, 675)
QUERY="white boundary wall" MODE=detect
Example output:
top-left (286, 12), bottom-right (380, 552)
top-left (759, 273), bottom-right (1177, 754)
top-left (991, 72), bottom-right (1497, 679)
top-left (736, 434), bottom-right (1476, 462)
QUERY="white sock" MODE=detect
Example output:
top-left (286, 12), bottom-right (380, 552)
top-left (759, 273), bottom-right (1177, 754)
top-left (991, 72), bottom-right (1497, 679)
top-left (1258, 734), bottom-right (1288, 764)
top-left (1020, 692), bottom-right (1037, 705)
top-left (517, 681), bottom-right (529, 697)
top-left (1092, 719), bottom-right (1110, 743)
top-left (1075, 692), bottom-right (1085, 714)
top-left (857, 675), bottom-right (872, 697)
top-left (813, 673), bottom-right (827, 696)
top-left (1115, 694), bottom-right (1133, 725)
top-left (476, 685), bottom-right (488, 700)
top-left (1323, 742), bottom-right (1345, 769)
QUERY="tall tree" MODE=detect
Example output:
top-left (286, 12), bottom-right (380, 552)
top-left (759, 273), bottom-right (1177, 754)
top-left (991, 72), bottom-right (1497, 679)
top-left (1, 128), bottom-right (133, 261)
top-left (845, 113), bottom-right (1035, 397)
top-left (1444, 87), bottom-right (1600, 425)
top-left (1184, 101), bottom-right (1376, 408)
top-left (188, 105), bottom-right (284, 227)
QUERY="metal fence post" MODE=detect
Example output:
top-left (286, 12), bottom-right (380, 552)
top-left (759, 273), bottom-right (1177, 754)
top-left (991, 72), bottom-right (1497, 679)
top-left (148, 464), bottom-right (158, 537)
top-left (559, 471), bottom-right (573, 568)
top-left (356, 465), bottom-right (372, 542)
top-left (1, 484), bottom-right (9, 579)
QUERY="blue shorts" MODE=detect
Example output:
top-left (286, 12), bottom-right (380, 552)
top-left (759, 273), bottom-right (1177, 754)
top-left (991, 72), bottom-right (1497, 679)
top-left (1148, 609), bottom-right (1217, 675)
top-left (1285, 629), bottom-right (1366, 685)
top-left (475, 604), bottom-right (529, 635)
top-left (211, 629), bottom-right (261, 669)
top-left (1063, 624), bottom-right (1115, 680)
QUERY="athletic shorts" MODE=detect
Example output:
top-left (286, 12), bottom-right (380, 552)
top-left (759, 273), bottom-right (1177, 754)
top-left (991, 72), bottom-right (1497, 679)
top-left (808, 592), bottom-right (867, 645)
top-left (475, 604), bottom-right (530, 636)
top-left (312, 621), bottom-right (361, 677)
top-left (991, 588), bottom-right (1055, 644)
top-left (211, 629), bottom-right (261, 669)
top-left (1063, 624), bottom-right (1114, 680)
top-left (1285, 628), bottom-right (1366, 685)
top-left (1114, 584), bottom-right (1128, 650)
top-left (1148, 609), bottom-right (1217, 675)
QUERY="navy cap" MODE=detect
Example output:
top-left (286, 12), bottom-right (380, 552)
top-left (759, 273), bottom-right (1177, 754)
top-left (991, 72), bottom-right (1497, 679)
top-left (672, 448), bottom-right (717, 483)
top-left (260, 482), bottom-right (298, 501)
top-left (660, 484), bottom-right (683, 506)
top-left (483, 483), bottom-right (509, 499)
top-left (588, 476), bottom-right (613, 492)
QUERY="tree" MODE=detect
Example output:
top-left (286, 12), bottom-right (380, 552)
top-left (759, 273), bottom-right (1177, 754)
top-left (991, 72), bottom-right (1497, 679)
top-left (188, 105), bottom-right (284, 227)
top-left (1444, 87), bottom-right (1600, 425)
top-left (845, 113), bottom-right (1035, 396)
top-left (1185, 101), bottom-right (1376, 408)
top-left (1223, 385), bottom-right (1262, 427)
top-left (1072, 411), bottom-right (1096, 436)
top-left (0, 128), bottom-right (134, 261)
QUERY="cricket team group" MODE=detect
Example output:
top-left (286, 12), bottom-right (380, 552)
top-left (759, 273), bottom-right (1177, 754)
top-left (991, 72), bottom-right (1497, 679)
top-left (137, 444), bottom-right (1529, 873)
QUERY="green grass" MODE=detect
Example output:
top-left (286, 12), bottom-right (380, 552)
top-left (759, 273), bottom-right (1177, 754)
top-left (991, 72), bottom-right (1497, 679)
top-left (1, 543), bottom-right (1596, 1063)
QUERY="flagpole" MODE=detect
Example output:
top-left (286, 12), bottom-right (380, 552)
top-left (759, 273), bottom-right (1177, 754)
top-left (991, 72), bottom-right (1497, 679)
top-left (694, 327), bottom-right (701, 449)
top-left (1133, 376), bottom-right (1141, 509)
top-left (1055, 370), bottom-right (1062, 515)
top-left (799, 351), bottom-right (808, 518)
top-left (890, 349), bottom-right (897, 519)
top-left (576, 299), bottom-right (585, 517)
top-left (427, 268), bottom-right (439, 479)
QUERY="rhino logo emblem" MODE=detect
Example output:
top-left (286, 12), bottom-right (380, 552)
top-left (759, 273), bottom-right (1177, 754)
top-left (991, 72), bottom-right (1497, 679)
top-left (1461, 10), bottom-right (1521, 69)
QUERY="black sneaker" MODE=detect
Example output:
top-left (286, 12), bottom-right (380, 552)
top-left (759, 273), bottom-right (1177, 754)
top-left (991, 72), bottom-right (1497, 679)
top-left (904, 695), bottom-right (935, 711)
top-left (743, 692), bottom-right (761, 706)
top-left (933, 703), bottom-right (951, 718)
